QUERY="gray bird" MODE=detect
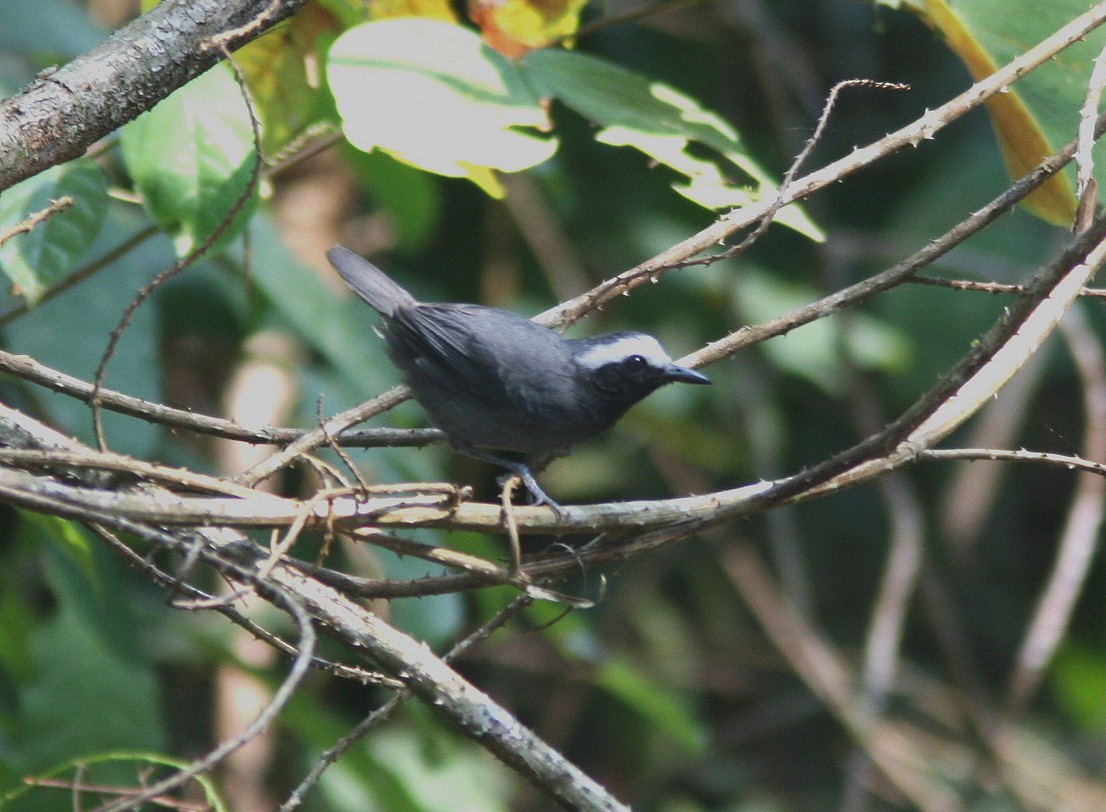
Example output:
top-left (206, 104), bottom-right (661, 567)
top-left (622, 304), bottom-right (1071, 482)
top-left (327, 245), bottom-right (710, 511)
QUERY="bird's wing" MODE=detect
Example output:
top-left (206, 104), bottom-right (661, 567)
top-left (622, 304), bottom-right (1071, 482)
top-left (388, 304), bottom-right (510, 400)
top-left (390, 304), bottom-right (575, 409)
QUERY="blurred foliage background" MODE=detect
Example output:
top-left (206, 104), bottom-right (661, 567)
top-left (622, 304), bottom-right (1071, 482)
top-left (2, 0), bottom-right (1106, 810)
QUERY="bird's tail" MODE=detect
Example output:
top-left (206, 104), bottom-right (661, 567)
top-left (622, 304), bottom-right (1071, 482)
top-left (326, 245), bottom-right (416, 316)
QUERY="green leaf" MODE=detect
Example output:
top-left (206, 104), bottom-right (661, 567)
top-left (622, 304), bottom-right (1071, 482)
top-left (1051, 644), bottom-right (1106, 732)
top-left (366, 728), bottom-right (513, 812)
top-left (3, 524), bottom-right (165, 776)
top-left (737, 269), bottom-right (911, 395)
top-left (898, 0), bottom-right (1106, 225)
top-left (327, 19), bottom-right (558, 197)
top-left (596, 658), bottom-right (706, 756)
top-left (2, 206), bottom-right (165, 458)
top-left (520, 49), bottom-right (823, 240)
top-left (0, 582), bottom-right (33, 681)
top-left (234, 7), bottom-right (338, 157)
top-left (343, 146), bottom-right (442, 253)
top-left (0, 159), bottom-right (108, 303)
top-left (120, 64), bottom-right (259, 256)
top-left (243, 216), bottom-right (397, 394)
top-left (22, 513), bottom-right (98, 591)
top-left (278, 697), bottom-right (511, 812)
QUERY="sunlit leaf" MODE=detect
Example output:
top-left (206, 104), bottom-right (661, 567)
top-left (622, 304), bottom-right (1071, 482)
top-left (521, 49), bottom-right (824, 240)
top-left (370, 0), bottom-right (457, 22)
top-left (318, 0), bottom-right (375, 25)
top-left (234, 3), bottom-right (339, 157)
top-left (120, 65), bottom-right (260, 256)
top-left (469, 0), bottom-right (588, 58)
top-left (327, 19), bottom-right (557, 197)
top-left (0, 159), bottom-right (107, 303)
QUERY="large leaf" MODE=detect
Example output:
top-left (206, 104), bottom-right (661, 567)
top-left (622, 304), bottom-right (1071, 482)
top-left (233, 3), bottom-right (339, 157)
top-left (0, 159), bottom-right (108, 303)
top-left (327, 18), bottom-right (558, 197)
top-left (521, 48), bottom-right (823, 240)
top-left (895, 0), bottom-right (1106, 225)
top-left (4, 520), bottom-right (165, 774)
top-left (120, 64), bottom-right (260, 256)
top-left (2, 206), bottom-right (167, 458)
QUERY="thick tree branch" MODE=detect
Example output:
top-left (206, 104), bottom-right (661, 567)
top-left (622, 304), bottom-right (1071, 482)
top-left (0, 0), bottom-right (308, 191)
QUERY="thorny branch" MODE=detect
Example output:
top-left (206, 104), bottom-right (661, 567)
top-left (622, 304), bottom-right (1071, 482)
top-left (4, 3), bottom-right (1106, 810)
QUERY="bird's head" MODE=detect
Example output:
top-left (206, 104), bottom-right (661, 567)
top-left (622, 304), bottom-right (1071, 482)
top-left (573, 332), bottom-right (710, 411)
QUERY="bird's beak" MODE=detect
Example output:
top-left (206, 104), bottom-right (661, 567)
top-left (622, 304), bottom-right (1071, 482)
top-left (664, 364), bottom-right (711, 385)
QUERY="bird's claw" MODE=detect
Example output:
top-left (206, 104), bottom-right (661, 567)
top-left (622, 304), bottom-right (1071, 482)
top-left (497, 472), bottom-right (566, 520)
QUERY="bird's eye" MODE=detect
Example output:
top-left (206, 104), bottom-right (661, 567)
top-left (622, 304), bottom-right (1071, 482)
top-left (624, 354), bottom-right (648, 371)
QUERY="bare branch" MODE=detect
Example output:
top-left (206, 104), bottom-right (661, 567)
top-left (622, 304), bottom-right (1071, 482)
top-left (0, 348), bottom-right (442, 447)
top-left (279, 593), bottom-right (535, 811)
top-left (542, 1), bottom-right (1106, 328)
top-left (90, 44), bottom-right (267, 450)
top-left (1006, 305), bottom-right (1106, 715)
top-left (0, 197), bottom-right (72, 246)
top-left (0, 0), bottom-right (309, 192)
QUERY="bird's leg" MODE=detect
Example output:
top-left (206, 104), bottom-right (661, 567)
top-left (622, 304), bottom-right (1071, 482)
top-left (527, 451), bottom-right (568, 475)
top-left (455, 445), bottom-right (565, 518)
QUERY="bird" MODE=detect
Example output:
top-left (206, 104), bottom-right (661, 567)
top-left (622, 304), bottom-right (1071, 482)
top-left (326, 245), bottom-right (711, 512)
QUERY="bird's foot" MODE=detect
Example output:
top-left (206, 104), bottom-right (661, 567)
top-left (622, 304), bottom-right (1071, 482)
top-left (496, 470), bottom-right (565, 520)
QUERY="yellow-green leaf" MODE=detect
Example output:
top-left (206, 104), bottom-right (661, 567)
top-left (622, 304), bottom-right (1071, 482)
top-left (909, 0), bottom-right (1097, 226)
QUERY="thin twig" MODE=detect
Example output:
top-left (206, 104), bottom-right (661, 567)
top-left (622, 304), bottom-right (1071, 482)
top-left (911, 274), bottom-right (1106, 297)
top-left (684, 108), bottom-right (1106, 372)
top-left (0, 225), bottom-right (158, 326)
top-left (0, 197), bottom-right (72, 246)
top-left (717, 79), bottom-right (910, 264)
top-left (501, 474), bottom-right (524, 575)
top-left (542, 3), bottom-right (1106, 329)
top-left (93, 523), bottom-right (401, 688)
top-left (0, 447), bottom-right (266, 497)
top-left (0, 346), bottom-right (442, 447)
top-left (90, 48), bottom-right (265, 450)
top-left (1075, 38), bottom-right (1106, 230)
top-left (720, 541), bottom-right (959, 812)
top-left (919, 447), bottom-right (1106, 476)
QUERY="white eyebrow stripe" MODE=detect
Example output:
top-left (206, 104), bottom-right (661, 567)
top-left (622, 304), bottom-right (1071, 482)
top-left (576, 334), bottom-right (672, 370)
